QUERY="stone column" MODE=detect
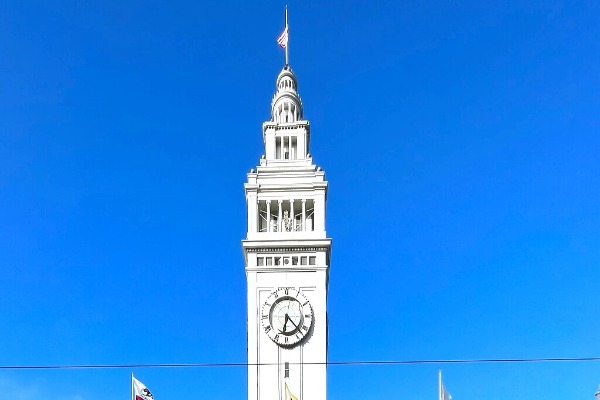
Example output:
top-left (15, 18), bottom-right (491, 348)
top-left (302, 199), bottom-right (306, 231)
top-left (247, 192), bottom-right (257, 233)
top-left (254, 198), bottom-right (259, 232)
top-left (314, 191), bottom-right (325, 232)
top-left (290, 199), bottom-right (295, 231)
top-left (278, 200), bottom-right (283, 232)
top-left (266, 200), bottom-right (271, 233)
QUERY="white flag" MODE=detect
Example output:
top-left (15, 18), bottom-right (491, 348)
top-left (441, 383), bottom-right (452, 400)
top-left (439, 371), bottom-right (452, 400)
top-left (133, 377), bottom-right (154, 400)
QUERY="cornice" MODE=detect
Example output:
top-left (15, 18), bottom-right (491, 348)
top-left (263, 121), bottom-right (310, 131)
top-left (242, 238), bottom-right (332, 250)
top-left (245, 265), bottom-right (329, 272)
top-left (245, 246), bottom-right (330, 253)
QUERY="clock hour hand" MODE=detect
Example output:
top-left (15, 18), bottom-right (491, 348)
top-left (280, 314), bottom-right (290, 334)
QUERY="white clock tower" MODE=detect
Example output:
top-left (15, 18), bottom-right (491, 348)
top-left (242, 63), bottom-right (331, 400)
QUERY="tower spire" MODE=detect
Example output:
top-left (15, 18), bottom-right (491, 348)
top-left (243, 17), bottom-right (330, 400)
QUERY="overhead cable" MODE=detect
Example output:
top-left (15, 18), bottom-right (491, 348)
top-left (1, 356), bottom-right (599, 370)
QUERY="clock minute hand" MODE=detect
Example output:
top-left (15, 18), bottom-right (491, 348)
top-left (287, 315), bottom-right (299, 330)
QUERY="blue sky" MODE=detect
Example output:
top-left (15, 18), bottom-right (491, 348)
top-left (1, 1), bottom-right (599, 399)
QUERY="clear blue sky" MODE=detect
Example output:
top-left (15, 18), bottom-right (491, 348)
top-left (1, 1), bottom-right (599, 399)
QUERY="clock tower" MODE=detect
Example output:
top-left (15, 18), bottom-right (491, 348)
top-left (242, 63), bottom-right (331, 400)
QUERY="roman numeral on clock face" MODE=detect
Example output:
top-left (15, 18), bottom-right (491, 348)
top-left (264, 326), bottom-right (271, 333)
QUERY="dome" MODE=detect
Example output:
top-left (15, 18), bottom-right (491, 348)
top-left (276, 65), bottom-right (298, 93)
top-left (271, 65), bottom-right (303, 123)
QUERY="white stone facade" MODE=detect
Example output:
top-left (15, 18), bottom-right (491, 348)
top-left (243, 65), bottom-right (331, 400)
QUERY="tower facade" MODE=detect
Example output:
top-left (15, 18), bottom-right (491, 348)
top-left (243, 65), bottom-right (331, 400)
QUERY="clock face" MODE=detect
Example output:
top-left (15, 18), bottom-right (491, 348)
top-left (261, 287), bottom-right (314, 347)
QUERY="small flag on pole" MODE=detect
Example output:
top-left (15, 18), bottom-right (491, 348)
top-left (133, 377), bottom-right (154, 400)
top-left (439, 370), bottom-right (452, 400)
top-left (277, 7), bottom-right (290, 66)
top-left (284, 382), bottom-right (299, 400)
top-left (441, 384), bottom-right (452, 400)
top-left (277, 26), bottom-right (289, 49)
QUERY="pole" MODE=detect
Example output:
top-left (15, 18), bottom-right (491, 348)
top-left (131, 373), bottom-right (134, 400)
top-left (285, 6), bottom-right (289, 66)
top-left (438, 370), bottom-right (442, 400)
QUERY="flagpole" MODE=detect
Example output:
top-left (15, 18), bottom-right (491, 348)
top-left (438, 370), bottom-right (442, 400)
top-left (131, 373), bottom-right (135, 400)
top-left (285, 6), bottom-right (289, 66)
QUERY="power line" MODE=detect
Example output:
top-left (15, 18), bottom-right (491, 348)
top-left (1, 357), bottom-right (599, 370)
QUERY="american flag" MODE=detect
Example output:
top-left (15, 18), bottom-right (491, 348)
top-left (277, 26), bottom-right (288, 49)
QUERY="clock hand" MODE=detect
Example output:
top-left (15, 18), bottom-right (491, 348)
top-left (281, 314), bottom-right (289, 333)
top-left (287, 315), bottom-right (299, 330)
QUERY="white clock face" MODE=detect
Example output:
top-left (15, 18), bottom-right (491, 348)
top-left (261, 287), bottom-right (313, 347)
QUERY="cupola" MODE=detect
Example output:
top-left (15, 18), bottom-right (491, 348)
top-left (271, 65), bottom-right (303, 124)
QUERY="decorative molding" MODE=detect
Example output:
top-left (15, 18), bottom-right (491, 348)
top-left (246, 266), bottom-right (328, 273)
top-left (246, 246), bottom-right (329, 253)
top-left (263, 121), bottom-right (310, 131)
